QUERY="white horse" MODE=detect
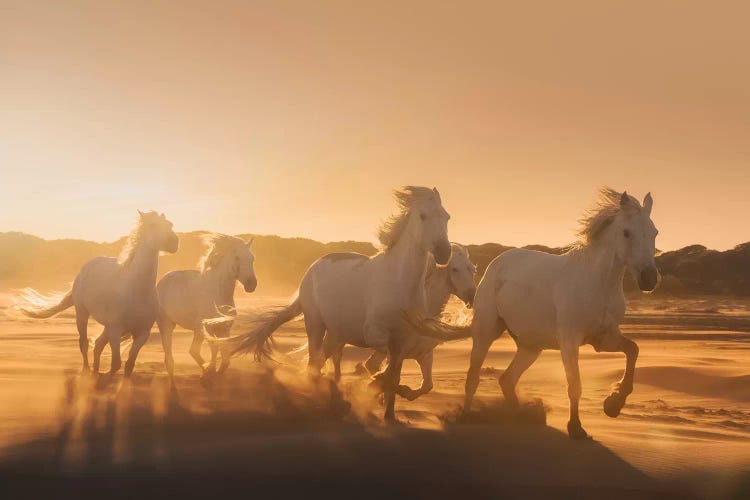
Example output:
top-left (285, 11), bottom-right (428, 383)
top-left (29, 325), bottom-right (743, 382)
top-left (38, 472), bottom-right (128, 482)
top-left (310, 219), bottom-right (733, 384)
top-left (15, 211), bottom-right (179, 376)
top-left (222, 186), bottom-right (451, 421)
top-left (156, 234), bottom-right (256, 380)
top-left (316, 243), bottom-right (475, 401)
top-left (408, 189), bottom-right (658, 438)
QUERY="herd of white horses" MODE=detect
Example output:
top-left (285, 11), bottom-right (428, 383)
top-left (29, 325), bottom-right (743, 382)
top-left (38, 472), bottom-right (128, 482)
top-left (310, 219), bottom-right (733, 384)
top-left (15, 186), bottom-right (660, 439)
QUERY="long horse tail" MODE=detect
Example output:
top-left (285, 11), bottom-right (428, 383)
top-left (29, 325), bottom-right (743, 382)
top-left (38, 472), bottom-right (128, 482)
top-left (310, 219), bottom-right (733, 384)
top-left (206, 294), bottom-right (302, 361)
top-left (14, 288), bottom-right (74, 319)
top-left (402, 310), bottom-right (472, 342)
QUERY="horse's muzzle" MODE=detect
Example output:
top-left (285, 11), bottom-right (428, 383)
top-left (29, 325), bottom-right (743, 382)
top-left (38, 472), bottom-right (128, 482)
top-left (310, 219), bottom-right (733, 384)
top-left (638, 266), bottom-right (659, 292)
top-left (243, 277), bottom-right (258, 293)
top-left (463, 287), bottom-right (476, 309)
top-left (165, 234), bottom-right (179, 253)
top-left (433, 240), bottom-right (451, 265)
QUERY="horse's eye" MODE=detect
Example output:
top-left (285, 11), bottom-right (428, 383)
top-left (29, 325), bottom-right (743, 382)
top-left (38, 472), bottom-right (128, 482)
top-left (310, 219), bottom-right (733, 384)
top-left (623, 229), bottom-right (631, 238)
top-left (452, 267), bottom-right (458, 272)
top-left (420, 212), bottom-right (427, 221)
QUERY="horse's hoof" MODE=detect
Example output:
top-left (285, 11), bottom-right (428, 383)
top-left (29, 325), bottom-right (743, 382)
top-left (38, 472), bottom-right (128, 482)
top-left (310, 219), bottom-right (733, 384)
top-left (603, 393), bottom-right (625, 418)
top-left (567, 420), bottom-right (589, 440)
top-left (396, 384), bottom-right (419, 401)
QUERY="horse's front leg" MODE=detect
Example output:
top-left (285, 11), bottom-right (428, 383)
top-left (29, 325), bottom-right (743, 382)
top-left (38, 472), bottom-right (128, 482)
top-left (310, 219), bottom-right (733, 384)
top-left (598, 330), bottom-right (639, 418)
top-left (560, 340), bottom-right (587, 439)
top-left (398, 350), bottom-right (434, 401)
top-left (108, 330), bottom-right (123, 374)
top-left (383, 334), bottom-right (405, 422)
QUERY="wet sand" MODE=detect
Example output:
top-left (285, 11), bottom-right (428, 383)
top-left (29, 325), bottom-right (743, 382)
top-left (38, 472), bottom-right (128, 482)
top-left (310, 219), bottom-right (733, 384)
top-left (0, 295), bottom-right (748, 499)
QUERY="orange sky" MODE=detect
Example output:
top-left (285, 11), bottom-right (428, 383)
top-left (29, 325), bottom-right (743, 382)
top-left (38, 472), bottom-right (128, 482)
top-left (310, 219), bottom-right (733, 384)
top-left (2, 1), bottom-right (749, 250)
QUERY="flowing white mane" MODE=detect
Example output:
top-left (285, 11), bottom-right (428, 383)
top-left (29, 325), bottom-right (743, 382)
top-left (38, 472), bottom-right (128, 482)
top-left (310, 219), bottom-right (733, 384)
top-left (198, 233), bottom-right (246, 273)
top-left (118, 211), bottom-right (161, 266)
top-left (575, 187), bottom-right (642, 248)
top-left (376, 186), bottom-right (436, 249)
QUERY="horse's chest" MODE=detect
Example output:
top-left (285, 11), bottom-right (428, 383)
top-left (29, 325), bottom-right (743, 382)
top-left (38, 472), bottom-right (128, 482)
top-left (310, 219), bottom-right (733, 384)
top-left (576, 298), bottom-right (624, 337)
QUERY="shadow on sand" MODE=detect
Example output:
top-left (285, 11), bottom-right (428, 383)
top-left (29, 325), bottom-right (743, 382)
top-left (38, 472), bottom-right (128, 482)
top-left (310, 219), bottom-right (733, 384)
top-left (0, 368), bottom-right (708, 499)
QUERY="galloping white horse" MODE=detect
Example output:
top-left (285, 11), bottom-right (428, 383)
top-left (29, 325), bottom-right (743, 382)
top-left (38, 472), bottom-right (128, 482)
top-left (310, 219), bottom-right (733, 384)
top-left (316, 243), bottom-right (475, 401)
top-left (223, 186), bottom-right (451, 421)
top-left (16, 211), bottom-right (179, 376)
top-left (157, 234), bottom-right (256, 379)
top-left (409, 189), bottom-right (659, 438)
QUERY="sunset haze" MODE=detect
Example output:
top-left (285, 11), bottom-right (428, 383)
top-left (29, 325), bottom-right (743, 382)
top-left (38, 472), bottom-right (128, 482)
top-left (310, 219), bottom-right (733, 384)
top-left (2, 1), bottom-right (749, 250)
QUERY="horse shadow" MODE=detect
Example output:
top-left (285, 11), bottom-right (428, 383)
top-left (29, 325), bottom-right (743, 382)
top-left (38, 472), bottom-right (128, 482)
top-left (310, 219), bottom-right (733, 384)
top-left (0, 369), bottom-right (742, 499)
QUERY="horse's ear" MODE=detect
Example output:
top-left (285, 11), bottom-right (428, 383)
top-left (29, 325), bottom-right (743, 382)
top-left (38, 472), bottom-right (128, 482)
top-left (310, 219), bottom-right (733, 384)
top-left (620, 191), bottom-right (629, 207)
top-left (160, 212), bottom-right (166, 219)
top-left (246, 237), bottom-right (254, 248)
top-left (137, 209), bottom-right (145, 218)
top-left (432, 187), bottom-right (439, 195)
top-left (643, 192), bottom-right (653, 215)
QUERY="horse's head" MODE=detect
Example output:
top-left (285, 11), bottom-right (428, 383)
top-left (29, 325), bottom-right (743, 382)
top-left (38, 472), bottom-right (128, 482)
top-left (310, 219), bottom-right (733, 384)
top-left (415, 187), bottom-right (451, 264)
top-left (614, 192), bottom-right (659, 292)
top-left (139, 210), bottom-right (179, 254)
top-left (447, 243), bottom-right (477, 307)
top-left (233, 238), bottom-right (257, 293)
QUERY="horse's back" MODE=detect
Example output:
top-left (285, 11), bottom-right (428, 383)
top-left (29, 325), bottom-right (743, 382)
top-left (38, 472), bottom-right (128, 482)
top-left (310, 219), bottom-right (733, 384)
top-left (74, 256), bottom-right (159, 329)
top-left (300, 252), bottom-right (371, 344)
top-left (485, 248), bottom-right (564, 347)
top-left (73, 256), bottom-right (121, 302)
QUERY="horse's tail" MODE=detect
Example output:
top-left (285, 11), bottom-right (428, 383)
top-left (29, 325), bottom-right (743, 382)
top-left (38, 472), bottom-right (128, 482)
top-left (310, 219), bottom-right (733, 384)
top-left (401, 310), bottom-right (472, 342)
top-left (14, 288), bottom-right (74, 319)
top-left (207, 294), bottom-right (302, 361)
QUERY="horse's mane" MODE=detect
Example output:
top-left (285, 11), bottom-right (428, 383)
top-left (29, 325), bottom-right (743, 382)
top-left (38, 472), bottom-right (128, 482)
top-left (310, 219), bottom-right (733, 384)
top-left (377, 186), bottom-right (436, 249)
top-left (198, 233), bottom-right (246, 273)
top-left (574, 187), bottom-right (641, 248)
top-left (118, 211), bottom-right (161, 266)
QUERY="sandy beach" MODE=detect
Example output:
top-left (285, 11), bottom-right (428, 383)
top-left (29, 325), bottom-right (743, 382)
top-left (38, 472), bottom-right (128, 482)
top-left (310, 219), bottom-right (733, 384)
top-left (0, 294), bottom-right (748, 499)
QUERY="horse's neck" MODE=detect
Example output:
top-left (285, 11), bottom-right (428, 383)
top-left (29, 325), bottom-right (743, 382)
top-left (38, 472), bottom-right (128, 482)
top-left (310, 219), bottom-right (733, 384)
top-left (425, 265), bottom-right (452, 316)
top-left (125, 243), bottom-right (160, 291)
top-left (203, 262), bottom-right (236, 305)
top-left (576, 239), bottom-right (626, 295)
top-left (385, 216), bottom-right (429, 303)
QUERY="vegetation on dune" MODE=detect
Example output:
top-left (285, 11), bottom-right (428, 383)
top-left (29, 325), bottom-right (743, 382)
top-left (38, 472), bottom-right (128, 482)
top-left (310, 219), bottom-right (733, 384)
top-left (1, 232), bottom-right (749, 296)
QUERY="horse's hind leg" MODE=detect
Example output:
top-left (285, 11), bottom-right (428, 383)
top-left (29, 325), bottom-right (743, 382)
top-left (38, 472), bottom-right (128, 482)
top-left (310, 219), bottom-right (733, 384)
top-left (217, 348), bottom-right (231, 375)
top-left (303, 309), bottom-right (326, 376)
top-left (108, 329), bottom-right (123, 374)
top-left (464, 311), bottom-right (505, 414)
top-left (323, 337), bottom-right (344, 382)
top-left (92, 328), bottom-right (109, 374)
top-left (75, 305), bottom-right (90, 371)
top-left (189, 328), bottom-right (207, 373)
top-left (124, 331), bottom-right (149, 377)
top-left (499, 345), bottom-right (541, 406)
top-left (208, 343), bottom-right (219, 372)
top-left (157, 315), bottom-right (176, 381)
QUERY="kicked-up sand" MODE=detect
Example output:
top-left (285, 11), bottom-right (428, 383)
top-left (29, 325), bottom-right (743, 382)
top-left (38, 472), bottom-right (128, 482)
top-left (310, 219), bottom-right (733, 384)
top-left (0, 294), bottom-right (748, 499)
